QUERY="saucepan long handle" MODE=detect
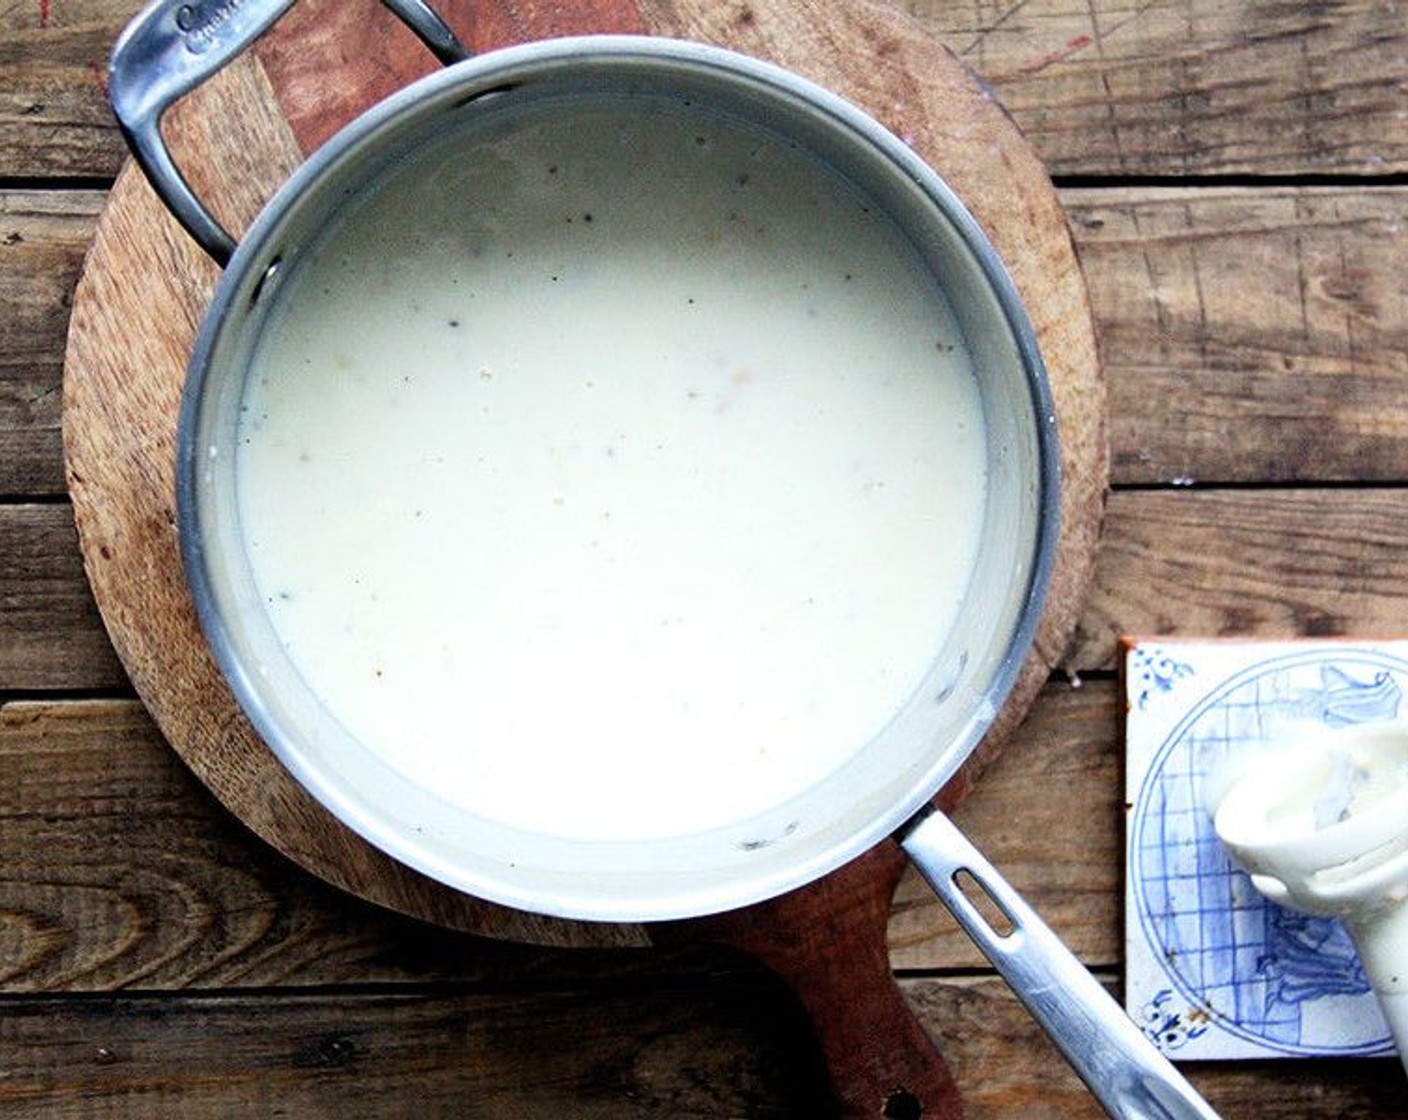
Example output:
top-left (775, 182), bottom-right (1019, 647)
top-left (107, 0), bottom-right (470, 265)
top-left (899, 805), bottom-right (1222, 1120)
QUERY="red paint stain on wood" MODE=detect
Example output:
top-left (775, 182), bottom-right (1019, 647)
top-left (1020, 34), bottom-right (1093, 74)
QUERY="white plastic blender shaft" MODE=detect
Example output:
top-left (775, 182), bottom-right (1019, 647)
top-left (1347, 904), bottom-right (1408, 1062)
top-left (1214, 723), bottom-right (1408, 1078)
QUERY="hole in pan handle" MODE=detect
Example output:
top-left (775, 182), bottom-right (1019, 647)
top-left (106, 0), bottom-right (471, 266)
top-left (899, 805), bottom-right (1223, 1120)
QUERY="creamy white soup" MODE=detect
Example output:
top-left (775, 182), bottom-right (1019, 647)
top-left (235, 97), bottom-right (988, 842)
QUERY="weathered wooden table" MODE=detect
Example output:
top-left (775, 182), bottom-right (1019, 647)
top-left (3, 1), bottom-right (1406, 1116)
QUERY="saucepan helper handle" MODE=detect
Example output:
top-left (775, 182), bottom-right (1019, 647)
top-left (899, 806), bottom-right (1222, 1120)
top-left (107, 0), bottom-right (470, 266)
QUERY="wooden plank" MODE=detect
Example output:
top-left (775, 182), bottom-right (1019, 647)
top-left (4, 2), bottom-right (1407, 180)
top-left (0, 977), bottom-right (1396, 1119)
top-left (8, 186), bottom-right (1405, 495)
top-left (0, 505), bottom-right (125, 690)
top-left (0, 697), bottom-right (432, 992)
top-left (0, 7), bottom-right (127, 181)
top-left (0, 191), bottom-right (105, 498)
top-left (1077, 488), bottom-right (1408, 671)
top-left (0, 984), bottom-right (834, 1118)
top-left (905, 0), bottom-right (1408, 178)
top-left (1068, 186), bottom-right (1408, 485)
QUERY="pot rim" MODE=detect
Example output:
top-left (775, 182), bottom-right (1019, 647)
top-left (176, 34), bottom-right (1061, 922)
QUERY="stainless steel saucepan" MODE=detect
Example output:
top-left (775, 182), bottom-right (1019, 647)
top-left (109, 3), bottom-right (1220, 1115)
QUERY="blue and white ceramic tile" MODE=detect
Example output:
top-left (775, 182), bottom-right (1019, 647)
top-left (1124, 638), bottom-right (1400, 1061)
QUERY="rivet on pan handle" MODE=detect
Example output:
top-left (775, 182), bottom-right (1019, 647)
top-left (899, 805), bottom-right (1223, 1120)
top-left (106, 0), bottom-right (471, 266)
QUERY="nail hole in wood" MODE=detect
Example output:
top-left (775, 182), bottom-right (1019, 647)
top-left (883, 1087), bottom-right (922, 1120)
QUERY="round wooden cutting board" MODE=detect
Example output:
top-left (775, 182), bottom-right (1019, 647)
top-left (63, 1), bottom-right (1105, 1116)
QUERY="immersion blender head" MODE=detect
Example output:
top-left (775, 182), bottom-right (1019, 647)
top-left (1213, 722), bottom-right (1408, 1076)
